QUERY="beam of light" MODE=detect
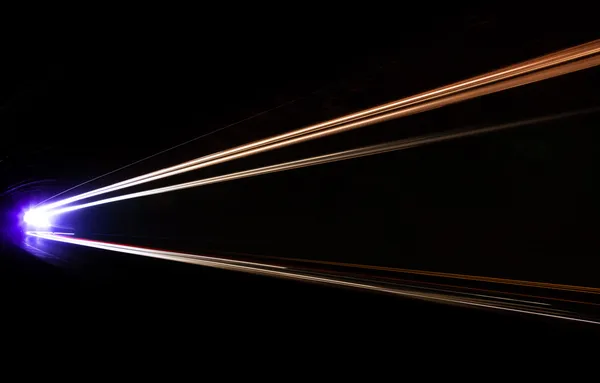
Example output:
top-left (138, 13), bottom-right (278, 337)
top-left (37, 40), bottom-right (600, 212)
top-left (26, 231), bottom-right (600, 325)
top-left (23, 209), bottom-right (52, 228)
top-left (26, 231), bottom-right (286, 270)
top-left (245, 251), bottom-right (600, 295)
top-left (43, 107), bottom-right (600, 217)
top-left (32, 98), bottom-right (300, 208)
top-left (210, 250), bottom-right (600, 307)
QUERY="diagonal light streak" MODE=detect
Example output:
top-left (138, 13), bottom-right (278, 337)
top-left (26, 231), bottom-right (287, 270)
top-left (38, 40), bottom-right (600, 212)
top-left (45, 107), bottom-right (599, 216)
top-left (27, 231), bottom-right (600, 325)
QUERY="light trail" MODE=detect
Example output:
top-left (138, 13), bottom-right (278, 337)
top-left (38, 40), bottom-right (600, 212)
top-left (357, 273), bottom-right (600, 307)
top-left (26, 231), bottom-right (600, 325)
top-left (26, 231), bottom-right (286, 270)
top-left (33, 86), bottom-right (323, 208)
top-left (44, 107), bottom-right (600, 216)
top-left (242, 253), bottom-right (600, 295)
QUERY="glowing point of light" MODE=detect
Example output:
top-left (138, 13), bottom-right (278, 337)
top-left (23, 209), bottom-right (52, 227)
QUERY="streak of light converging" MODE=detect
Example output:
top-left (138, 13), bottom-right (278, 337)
top-left (26, 231), bottom-right (286, 270)
top-left (249, 252), bottom-right (600, 295)
top-left (37, 40), bottom-right (600, 212)
top-left (33, 90), bottom-right (316, 208)
top-left (44, 107), bottom-right (600, 216)
top-left (26, 231), bottom-right (600, 325)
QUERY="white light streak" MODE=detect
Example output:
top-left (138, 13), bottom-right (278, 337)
top-left (26, 231), bottom-right (286, 270)
top-left (43, 107), bottom-right (600, 217)
top-left (27, 231), bottom-right (600, 325)
top-left (36, 40), bottom-right (600, 212)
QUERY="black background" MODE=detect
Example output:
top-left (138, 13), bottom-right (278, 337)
top-left (1, 6), bottom-right (599, 342)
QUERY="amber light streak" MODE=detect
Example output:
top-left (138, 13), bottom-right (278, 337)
top-left (37, 40), bottom-right (600, 212)
top-left (42, 107), bottom-right (600, 217)
top-left (26, 231), bottom-right (600, 325)
top-left (248, 254), bottom-right (600, 295)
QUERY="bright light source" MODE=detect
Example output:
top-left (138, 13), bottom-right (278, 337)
top-left (23, 209), bottom-right (52, 228)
